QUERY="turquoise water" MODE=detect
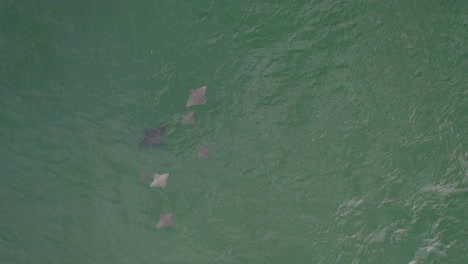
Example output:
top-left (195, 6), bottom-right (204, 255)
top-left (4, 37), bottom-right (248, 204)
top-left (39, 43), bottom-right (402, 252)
top-left (1, 1), bottom-right (467, 263)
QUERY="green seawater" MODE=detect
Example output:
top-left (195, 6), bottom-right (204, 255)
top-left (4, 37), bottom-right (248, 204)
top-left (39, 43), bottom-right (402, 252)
top-left (1, 1), bottom-right (467, 263)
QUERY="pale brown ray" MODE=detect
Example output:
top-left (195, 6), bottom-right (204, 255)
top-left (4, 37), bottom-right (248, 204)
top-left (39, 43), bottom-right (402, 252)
top-left (156, 213), bottom-right (173, 229)
top-left (150, 173), bottom-right (169, 188)
top-left (182, 111), bottom-right (195, 125)
top-left (186, 85), bottom-right (207, 107)
top-left (198, 146), bottom-right (210, 159)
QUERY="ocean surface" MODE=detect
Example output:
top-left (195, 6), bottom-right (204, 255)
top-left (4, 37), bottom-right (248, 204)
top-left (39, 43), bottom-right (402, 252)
top-left (1, 1), bottom-right (467, 263)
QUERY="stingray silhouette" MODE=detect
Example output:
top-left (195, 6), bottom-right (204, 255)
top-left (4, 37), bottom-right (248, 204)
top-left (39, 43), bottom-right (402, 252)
top-left (186, 85), bottom-right (207, 107)
top-left (139, 126), bottom-right (166, 150)
top-left (156, 213), bottom-right (174, 229)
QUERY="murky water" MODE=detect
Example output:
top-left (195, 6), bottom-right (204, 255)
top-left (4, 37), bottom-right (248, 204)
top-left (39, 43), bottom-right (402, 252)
top-left (1, 1), bottom-right (467, 263)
